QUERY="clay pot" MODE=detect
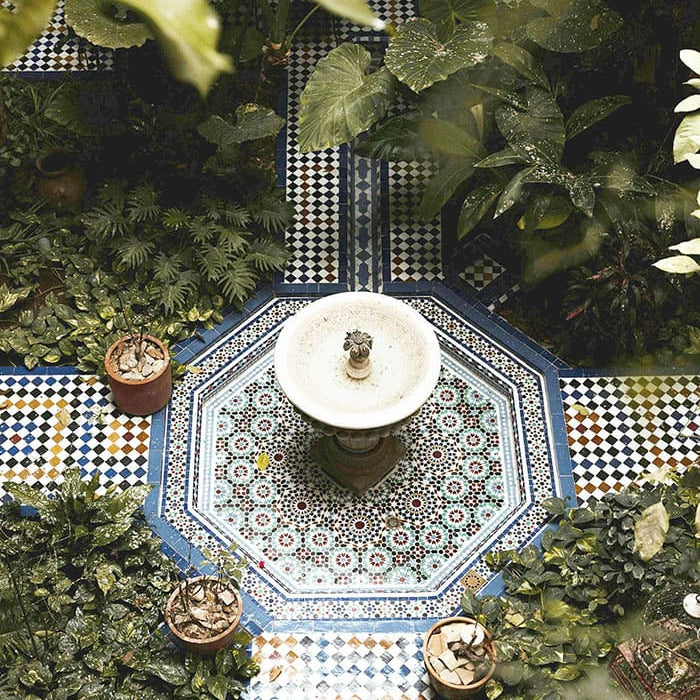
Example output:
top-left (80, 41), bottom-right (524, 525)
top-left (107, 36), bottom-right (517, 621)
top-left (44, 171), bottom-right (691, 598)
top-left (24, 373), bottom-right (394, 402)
top-left (35, 151), bottom-right (86, 210)
top-left (423, 617), bottom-right (497, 699)
top-left (165, 576), bottom-right (243, 655)
top-left (104, 334), bottom-right (172, 416)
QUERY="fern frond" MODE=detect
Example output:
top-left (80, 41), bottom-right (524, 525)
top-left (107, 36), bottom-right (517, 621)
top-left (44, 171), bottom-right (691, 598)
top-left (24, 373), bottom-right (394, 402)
top-left (162, 208), bottom-right (189, 230)
top-left (196, 243), bottom-right (230, 281)
top-left (218, 259), bottom-right (257, 304)
top-left (247, 238), bottom-right (289, 272)
top-left (220, 204), bottom-right (251, 227)
top-left (95, 181), bottom-right (127, 207)
top-left (81, 201), bottom-right (129, 239)
top-left (152, 252), bottom-right (185, 283)
top-left (188, 217), bottom-right (217, 244)
top-left (113, 235), bottom-right (157, 270)
top-left (126, 184), bottom-right (160, 223)
top-left (250, 195), bottom-right (293, 233)
top-left (216, 228), bottom-right (248, 256)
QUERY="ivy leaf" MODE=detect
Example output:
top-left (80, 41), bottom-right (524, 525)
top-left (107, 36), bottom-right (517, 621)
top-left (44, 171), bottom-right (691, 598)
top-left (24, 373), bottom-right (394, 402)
top-left (145, 658), bottom-right (190, 686)
top-left (540, 497), bottom-right (567, 516)
top-left (298, 43), bottom-right (394, 152)
top-left (95, 563), bottom-right (118, 595)
top-left (634, 501), bottom-right (669, 561)
top-left (566, 95), bottom-right (631, 140)
top-left (207, 674), bottom-right (229, 700)
top-left (491, 41), bottom-right (548, 88)
top-left (64, 0), bottom-right (152, 48)
top-left (0, 0), bottom-right (56, 68)
top-left (385, 18), bottom-right (492, 93)
top-left (525, 0), bottom-right (622, 53)
top-left (457, 182), bottom-right (502, 239)
top-left (0, 284), bottom-right (33, 314)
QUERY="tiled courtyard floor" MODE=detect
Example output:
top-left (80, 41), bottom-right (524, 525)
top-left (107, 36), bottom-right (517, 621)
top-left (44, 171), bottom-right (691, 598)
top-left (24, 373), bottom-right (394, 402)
top-left (2, 2), bottom-right (698, 698)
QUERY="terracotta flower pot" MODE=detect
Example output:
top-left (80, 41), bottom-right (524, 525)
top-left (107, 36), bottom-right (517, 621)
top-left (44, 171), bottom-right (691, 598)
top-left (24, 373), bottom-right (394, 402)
top-left (35, 151), bottom-right (86, 210)
top-left (165, 576), bottom-right (243, 655)
top-left (104, 334), bottom-right (172, 416)
top-left (423, 617), bottom-right (497, 700)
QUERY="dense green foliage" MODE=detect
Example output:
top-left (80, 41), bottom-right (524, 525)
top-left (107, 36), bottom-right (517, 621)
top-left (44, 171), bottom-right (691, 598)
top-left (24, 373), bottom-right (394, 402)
top-left (461, 477), bottom-right (700, 699)
top-left (0, 469), bottom-right (258, 699)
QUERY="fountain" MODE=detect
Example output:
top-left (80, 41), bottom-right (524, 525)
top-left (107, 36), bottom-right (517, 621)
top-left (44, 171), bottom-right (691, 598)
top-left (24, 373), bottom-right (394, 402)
top-left (274, 292), bottom-right (441, 493)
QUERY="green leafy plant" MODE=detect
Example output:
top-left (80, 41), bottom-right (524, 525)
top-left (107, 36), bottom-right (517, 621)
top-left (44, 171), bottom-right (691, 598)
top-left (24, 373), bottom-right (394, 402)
top-left (461, 477), bottom-right (699, 699)
top-left (1, 467), bottom-right (258, 698)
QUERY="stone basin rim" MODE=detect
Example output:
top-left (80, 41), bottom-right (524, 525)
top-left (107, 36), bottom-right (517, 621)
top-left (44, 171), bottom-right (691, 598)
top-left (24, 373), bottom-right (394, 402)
top-left (274, 292), bottom-right (441, 431)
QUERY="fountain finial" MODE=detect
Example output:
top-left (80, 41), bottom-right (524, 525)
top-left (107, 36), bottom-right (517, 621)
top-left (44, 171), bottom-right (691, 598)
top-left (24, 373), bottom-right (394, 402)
top-left (344, 329), bottom-right (372, 379)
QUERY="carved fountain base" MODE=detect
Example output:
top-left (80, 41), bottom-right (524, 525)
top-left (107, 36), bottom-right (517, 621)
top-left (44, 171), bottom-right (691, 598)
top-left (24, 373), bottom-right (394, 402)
top-left (311, 435), bottom-right (406, 495)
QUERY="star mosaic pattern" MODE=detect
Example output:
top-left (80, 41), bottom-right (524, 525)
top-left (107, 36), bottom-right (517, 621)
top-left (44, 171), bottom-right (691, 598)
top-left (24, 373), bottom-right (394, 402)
top-left (560, 373), bottom-right (699, 503)
top-left (2, 0), bottom-right (112, 72)
top-left (250, 631), bottom-right (435, 700)
top-left (0, 372), bottom-right (150, 498)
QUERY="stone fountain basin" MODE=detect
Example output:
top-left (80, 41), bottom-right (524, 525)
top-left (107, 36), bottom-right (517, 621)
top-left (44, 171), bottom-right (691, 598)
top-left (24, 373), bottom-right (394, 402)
top-left (274, 292), bottom-right (441, 431)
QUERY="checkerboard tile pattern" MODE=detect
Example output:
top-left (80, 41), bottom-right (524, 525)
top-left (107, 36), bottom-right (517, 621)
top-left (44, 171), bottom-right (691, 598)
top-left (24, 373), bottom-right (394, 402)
top-left (0, 373), bottom-right (150, 498)
top-left (284, 40), bottom-right (343, 285)
top-left (250, 632), bottom-right (435, 700)
top-left (460, 254), bottom-right (506, 291)
top-left (2, 0), bottom-right (112, 72)
top-left (560, 374), bottom-right (699, 503)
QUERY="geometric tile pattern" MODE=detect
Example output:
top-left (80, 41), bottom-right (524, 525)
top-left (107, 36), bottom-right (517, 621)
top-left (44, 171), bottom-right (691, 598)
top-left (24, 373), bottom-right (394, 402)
top-left (0, 372), bottom-right (149, 499)
top-left (283, 40), bottom-right (343, 285)
top-left (160, 293), bottom-right (572, 622)
top-left (460, 254), bottom-right (506, 291)
top-left (2, 0), bottom-right (113, 72)
top-left (560, 373), bottom-right (699, 504)
top-left (250, 632), bottom-right (435, 700)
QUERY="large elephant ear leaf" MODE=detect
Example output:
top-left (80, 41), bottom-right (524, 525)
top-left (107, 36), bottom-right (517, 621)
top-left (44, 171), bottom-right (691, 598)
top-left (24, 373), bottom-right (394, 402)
top-left (0, 0), bottom-right (56, 68)
top-left (496, 86), bottom-right (565, 165)
top-left (418, 0), bottom-right (497, 39)
top-left (298, 43), bottom-right (394, 152)
top-left (65, 0), bottom-right (152, 49)
top-left (526, 0), bottom-right (622, 53)
top-left (116, 0), bottom-right (232, 96)
top-left (385, 18), bottom-right (492, 93)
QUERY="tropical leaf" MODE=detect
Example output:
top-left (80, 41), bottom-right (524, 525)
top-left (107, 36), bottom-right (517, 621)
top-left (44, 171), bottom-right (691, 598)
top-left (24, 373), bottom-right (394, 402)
top-left (494, 166), bottom-right (535, 217)
top-left (64, 0), bottom-right (152, 49)
top-left (354, 116), bottom-right (425, 161)
top-left (298, 43), bottom-right (394, 152)
top-left (523, 164), bottom-right (595, 216)
top-left (198, 105), bottom-right (284, 148)
top-left (385, 18), bottom-right (492, 93)
top-left (586, 152), bottom-right (656, 194)
top-left (113, 235), bottom-right (157, 269)
top-left (312, 0), bottom-right (386, 30)
top-left (118, 0), bottom-right (232, 96)
top-left (566, 95), bottom-right (631, 140)
top-left (247, 238), bottom-right (290, 271)
top-left (475, 148), bottom-right (528, 168)
top-left (525, 0), bottom-right (622, 53)
top-left (674, 95), bottom-right (700, 113)
top-left (457, 182), bottom-right (502, 239)
top-left (517, 193), bottom-right (572, 231)
top-left (653, 255), bottom-right (700, 275)
top-left (418, 0), bottom-right (496, 39)
top-left (669, 238), bottom-right (700, 255)
top-left (0, 0), bottom-right (56, 68)
top-left (491, 41), bottom-right (548, 88)
top-left (418, 157), bottom-right (475, 220)
top-left (673, 113), bottom-right (700, 164)
top-left (126, 184), bottom-right (160, 222)
top-left (495, 87), bottom-right (565, 165)
top-left (4, 482), bottom-right (51, 510)
top-left (418, 117), bottom-right (485, 159)
top-left (680, 48), bottom-right (700, 75)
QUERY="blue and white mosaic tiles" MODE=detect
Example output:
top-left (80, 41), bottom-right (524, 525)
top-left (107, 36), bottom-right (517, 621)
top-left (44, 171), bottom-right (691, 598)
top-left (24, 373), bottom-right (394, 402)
top-left (560, 372), bottom-right (699, 504)
top-left (0, 372), bottom-right (149, 498)
top-left (250, 631), bottom-right (435, 700)
top-left (2, 0), bottom-right (112, 72)
top-left (158, 293), bottom-right (572, 622)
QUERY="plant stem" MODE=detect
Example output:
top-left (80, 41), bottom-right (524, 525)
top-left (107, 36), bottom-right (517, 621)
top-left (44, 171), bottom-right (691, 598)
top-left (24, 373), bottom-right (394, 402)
top-left (287, 4), bottom-right (321, 47)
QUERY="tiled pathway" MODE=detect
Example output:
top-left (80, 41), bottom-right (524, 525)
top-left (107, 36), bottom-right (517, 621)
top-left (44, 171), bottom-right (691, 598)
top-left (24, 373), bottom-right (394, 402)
top-left (1, 2), bottom-right (698, 698)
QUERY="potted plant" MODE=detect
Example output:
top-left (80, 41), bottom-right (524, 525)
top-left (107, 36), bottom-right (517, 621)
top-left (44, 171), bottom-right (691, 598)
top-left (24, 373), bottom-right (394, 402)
top-left (423, 616), bottom-right (497, 699)
top-left (104, 331), bottom-right (172, 416)
top-left (35, 149), bottom-right (86, 210)
top-left (165, 545), bottom-right (246, 655)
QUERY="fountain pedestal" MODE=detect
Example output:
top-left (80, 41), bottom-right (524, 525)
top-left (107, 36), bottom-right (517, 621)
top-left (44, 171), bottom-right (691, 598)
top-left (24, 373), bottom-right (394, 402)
top-left (274, 292), bottom-right (440, 494)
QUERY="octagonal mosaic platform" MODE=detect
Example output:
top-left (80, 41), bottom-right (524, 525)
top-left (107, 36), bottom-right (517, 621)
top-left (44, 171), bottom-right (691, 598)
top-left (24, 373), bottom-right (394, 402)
top-left (153, 291), bottom-right (573, 622)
